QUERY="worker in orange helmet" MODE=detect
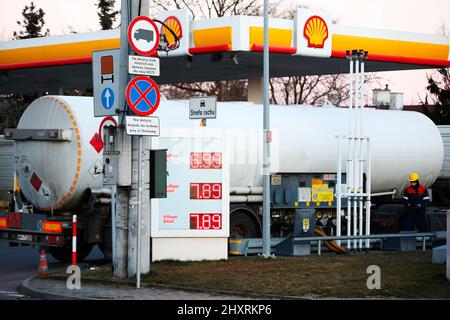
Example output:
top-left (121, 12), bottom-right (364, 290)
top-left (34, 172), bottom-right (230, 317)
top-left (402, 172), bottom-right (430, 232)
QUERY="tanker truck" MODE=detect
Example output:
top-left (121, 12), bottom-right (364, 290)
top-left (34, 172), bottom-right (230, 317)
top-left (0, 95), bottom-right (444, 261)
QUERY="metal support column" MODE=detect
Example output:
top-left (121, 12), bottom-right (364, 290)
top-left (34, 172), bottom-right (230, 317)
top-left (261, 0), bottom-right (271, 258)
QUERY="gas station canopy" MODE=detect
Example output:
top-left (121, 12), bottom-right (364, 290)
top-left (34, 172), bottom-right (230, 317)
top-left (0, 8), bottom-right (449, 94)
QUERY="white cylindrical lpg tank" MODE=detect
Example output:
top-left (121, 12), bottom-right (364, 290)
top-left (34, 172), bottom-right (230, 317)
top-left (15, 96), bottom-right (443, 210)
top-left (151, 101), bottom-right (443, 196)
top-left (15, 96), bottom-right (103, 210)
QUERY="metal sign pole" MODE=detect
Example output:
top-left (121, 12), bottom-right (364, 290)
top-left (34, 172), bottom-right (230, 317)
top-left (447, 211), bottom-right (450, 281)
top-left (136, 135), bottom-right (142, 288)
top-left (112, 0), bottom-right (131, 279)
top-left (262, 0), bottom-right (271, 258)
top-left (128, 0), bottom-right (151, 288)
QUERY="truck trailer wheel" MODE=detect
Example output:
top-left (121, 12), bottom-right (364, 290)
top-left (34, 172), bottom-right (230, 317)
top-left (48, 241), bottom-right (93, 263)
top-left (230, 211), bottom-right (260, 238)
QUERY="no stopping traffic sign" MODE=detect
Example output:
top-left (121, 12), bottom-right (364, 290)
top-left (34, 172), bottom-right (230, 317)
top-left (126, 76), bottom-right (160, 116)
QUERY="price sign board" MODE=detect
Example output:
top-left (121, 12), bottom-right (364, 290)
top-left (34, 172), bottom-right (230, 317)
top-left (151, 130), bottom-right (229, 238)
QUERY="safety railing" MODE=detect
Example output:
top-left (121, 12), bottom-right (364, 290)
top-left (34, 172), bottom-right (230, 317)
top-left (293, 232), bottom-right (437, 255)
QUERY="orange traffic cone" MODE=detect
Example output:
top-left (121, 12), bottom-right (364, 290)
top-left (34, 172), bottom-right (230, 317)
top-left (38, 248), bottom-right (48, 276)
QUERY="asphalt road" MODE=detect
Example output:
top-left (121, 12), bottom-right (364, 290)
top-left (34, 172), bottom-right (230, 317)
top-left (0, 242), bottom-right (103, 300)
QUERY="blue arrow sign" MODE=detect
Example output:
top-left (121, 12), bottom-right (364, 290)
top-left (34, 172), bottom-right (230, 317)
top-left (101, 87), bottom-right (114, 110)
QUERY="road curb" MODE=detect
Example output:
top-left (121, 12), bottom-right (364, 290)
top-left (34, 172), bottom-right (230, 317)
top-left (19, 277), bottom-right (97, 300)
top-left (44, 275), bottom-right (312, 300)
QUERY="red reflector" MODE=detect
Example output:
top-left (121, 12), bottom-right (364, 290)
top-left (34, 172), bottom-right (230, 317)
top-left (46, 235), bottom-right (61, 245)
top-left (8, 212), bottom-right (22, 229)
top-left (43, 221), bottom-right (62, 233)
top-left (0, 217), bottom-right (7, 229)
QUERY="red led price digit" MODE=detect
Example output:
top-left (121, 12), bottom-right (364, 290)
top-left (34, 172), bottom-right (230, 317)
top-left (190, 183), bottom-right (200, 199)
top-left (190, 153), bottom-right (201, 169)
top-left (212, 183), bottom-right (221, 199)
top-left (190, 214), bottom-right (200, 229)
top-left (202, 153), bottom-right (211, 168)
top-left (202, 183), bottom-right (211, 199)
top-left (212, 153), bottom-right (222, 169)
top-left (202, 214), bottom-right (211, 229)
top-left (212, 214), bottom-right (221, 229)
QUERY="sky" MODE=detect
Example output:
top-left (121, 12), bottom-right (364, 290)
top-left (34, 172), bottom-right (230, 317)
top-left (0, 0), bottom-right (449, 104)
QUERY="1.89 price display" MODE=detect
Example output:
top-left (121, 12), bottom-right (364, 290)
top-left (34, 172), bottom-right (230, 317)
top-left (190, 183), bottom-right (222, 200)
top-left (190, 213), bottom-right (222, 230)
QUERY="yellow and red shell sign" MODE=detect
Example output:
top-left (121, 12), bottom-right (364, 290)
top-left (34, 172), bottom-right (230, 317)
top-left (303, 15), bottom-right (328, 49)
top-left (161, 16), bottom-right (183, 49)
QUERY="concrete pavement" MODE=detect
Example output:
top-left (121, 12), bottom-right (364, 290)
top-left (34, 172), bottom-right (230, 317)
top-left (0, 241), bottom-right (103, 300)
top-left (1, 242), bottom-right (254, 300)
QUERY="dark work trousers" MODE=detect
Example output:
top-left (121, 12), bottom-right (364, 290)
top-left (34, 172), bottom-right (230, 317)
top-left (403, 206), bottom-right (428, 232)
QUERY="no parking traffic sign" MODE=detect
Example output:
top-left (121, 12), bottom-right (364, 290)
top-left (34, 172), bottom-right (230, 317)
top-left (126, 76), bottom-right (160, 116)
top-left (128, 16), bottom-right (160, 56)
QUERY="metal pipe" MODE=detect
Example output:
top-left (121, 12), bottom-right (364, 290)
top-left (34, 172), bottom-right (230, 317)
top-left (230, 187), bottom-right (263, 195)
top-left (359, 138), bottom-right (364, 250)
top-left (230, 195), bottom-right (264, 203)
top-left (318, 240), bottom-right (322, 256)
top-left (262, 0), bottom-right (271, 258)
top-left (90, 188), bottom-right (113, 196)
top-left (352, 54), bottom-right (359, 250)
top-left (361, 51), bottom-right (366, 110)
top-left (346, 52), bottom-right (354, 252)
top-left (247, 195), bottom-right (264, 202)
top-left (353, 197), bottom-right (358, 249)
top-left (230, 195), bottom-right (248, 203)
top-left (336, 135), bottom-right (342, 246)
top-left (347, 194), bottom-right (352, 250)
top-left (348, 52), bottom-right (354, 141)
top-left (340, 190), bottom-right (395, 198)
top-left (97, 198), bottom-right (112, 204)
top-left (360, 53), bottom-right (366, 250)
top-left (347, 53), bottom-right (354, 198)
top-left (370, 190), bottom-right (395, 197)
top-left (353, 54), bottom-right (359, 196)
top-left (111, 185), bottom-right (117, 267)
top-left (358, 52), bottom-right (365, 250)
top-left (294, 233), bottom-right (435, 241)
top-left (366, 138), bottom-right (372, 249)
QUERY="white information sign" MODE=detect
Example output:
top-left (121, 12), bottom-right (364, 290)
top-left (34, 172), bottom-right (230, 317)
top-left (92, 49), bottom-right (120, 117)
top-left (125, 116), bottom-right (160, 136)
top-left (128, 55), bottom-right (160, 76)
top-left (189, 96), bottom-right (217, 119)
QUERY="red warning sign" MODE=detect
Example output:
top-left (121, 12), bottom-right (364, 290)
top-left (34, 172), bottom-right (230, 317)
top-left (30, 172), bottom-right (43, 191)
top-left (90, 116), bottom-right (118, 153)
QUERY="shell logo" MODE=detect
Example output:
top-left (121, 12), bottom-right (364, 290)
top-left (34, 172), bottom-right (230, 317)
top-left (303, 15), bottom-right (328, 49)
top-left (161, 16), bottom-right (183, 49)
